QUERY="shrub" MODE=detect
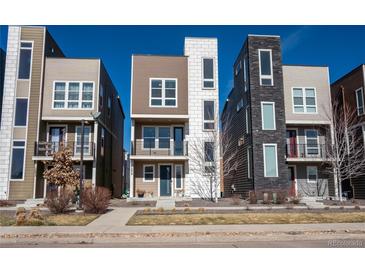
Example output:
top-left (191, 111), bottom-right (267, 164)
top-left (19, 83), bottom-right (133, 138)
top-left (184, 207), bottom-right (190, 212)
top-left (291, 196), bottom-right (301, 205)
top-left (0, 200), bottom-right (12, 207)
top-left (324, 206), bottom-right (330, 210)
top-left (16, 207), bottom-right (27, 226)
top-left (249, 191), bottom-right (257, 204)
top-left (82, 187), bottom-right (111, 214)
top-left (26, 209), bottom-right (44, 226)
top-left (45, 189), bottom-right (74, 214)
top-left (183, 202), bottom-right (190, 207)
top-left (354, 205), bottom-right (361, 210)
top-left (143, 208), bottom-right (151, 213)
top-left (156, 207), bottom-right (164, 213)
top-left (197, 207), bottom-right (205, 212)
top-left (339, 206), bottom-right (345, 210)
top-left (231, 194), bottom-right (241, 206)
top-left (276, 192), bottom-right (287, 204)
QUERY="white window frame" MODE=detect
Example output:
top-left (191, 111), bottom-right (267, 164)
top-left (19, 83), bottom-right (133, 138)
top-left (142, 126), bottom-right (172, 150)
top-left (258, 49), bottom-right (273, 86)
top-left (10, 140), bottom-right (26, 181)
top-left (362, 125), bottom-right (365, 146)
top-left (203, 100), bottom-right (216, 131)
top-left (149, 78), bottom-right (178, 108)
top-left (246, 106), bottom-right (250, 134)
top-left (174, 164), bottom-right (183, 190)
top-left (75, 125), bottom-right (91, 156)
top-left (52, 81), bottom-right (95, 110)
top-left (305, 129), bottom-right (320, 157)
top-left (247, 147), bottom-right (251, 179)
top-left (307, 166), bottom-right (318, 184)
top-left (292, 87), bottom-right (318, 114)
top-left (17, 41), bottom-right (33, 81)
top-left (143, 164), bottom-right (155, 182)
top-left (355, 87), bottom-right (364, 116)
top-left (261, 101), bottom-right (276, 130)
top-left (202, 57), bottom-right (215, 89)
top-left (236, 98), bottom-right (244, 112)
top-left (14, 97), bottom-right (29, 128)
top-left (263, 143), bottom-right (278, 177)
top-left (243, 57), bottom-right (248, 92)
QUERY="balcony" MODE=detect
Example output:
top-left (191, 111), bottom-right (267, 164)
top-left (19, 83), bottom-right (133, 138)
top-left (33, 141), bottom-right (94, 160)
top-left (286, 144), bottom-right (327, 161)
top-left (131, 139), bottom-right (188, 159)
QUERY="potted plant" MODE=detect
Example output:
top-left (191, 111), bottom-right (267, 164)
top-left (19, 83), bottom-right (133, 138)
top-left (136, 189), bottom-right (145, 198)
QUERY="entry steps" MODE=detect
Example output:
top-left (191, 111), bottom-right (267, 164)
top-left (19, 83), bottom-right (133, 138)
top-left (156, 198), bottom-right (176, 209)
top-left (301, 197), bottom-right (325, 209)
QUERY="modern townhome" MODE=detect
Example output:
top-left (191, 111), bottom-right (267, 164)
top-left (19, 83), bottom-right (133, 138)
top-left (222, 34), bottom-right (335, 199)
top-left (331, 65), bottom-right (365, 199)
top-left (130, 37), bottom-right (220, 198)
top-left (0, 26), bottom-right (125, 200)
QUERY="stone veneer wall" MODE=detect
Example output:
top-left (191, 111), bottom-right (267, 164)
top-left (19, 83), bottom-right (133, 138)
top-left (184, 38), bottom-right (220, 198)
top-left (0, 26), bottom-right (20, 199)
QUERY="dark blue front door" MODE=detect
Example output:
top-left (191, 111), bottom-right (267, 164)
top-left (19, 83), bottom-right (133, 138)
top-left (160, 165), bottom-right (172, 196)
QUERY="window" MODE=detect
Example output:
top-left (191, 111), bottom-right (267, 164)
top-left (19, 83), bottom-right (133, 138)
top-left (355, 88), bottom-right (364, 115)
top-left (18, 42), bottom-right (32, 79)
top-left (261, 102), bottom-right (276, 130)
top-left (203, 58), bottom-right (214, 88)
top-left (363, 125), bottom-right (365, 146)
top-left (258, 49), bottom-right (273, 86)
top-left (175, 165), bottom-right (183, 189)
top-left (107, 96), bottom-right (111, 116)
top-left (101, 128), bottom-right (105, 157)
top-left (158, 127), bottom-right (170, 149)
top-left (143, 165), bottom-right (154, 182)
top-left (236, 98), bottom-right (244, 112)
top-left (10, 141), bottom-right (25, 180)
top-left (263, 144), bottom-right (278, 177)
top-left (246, 106), bottom-right (250, 134)
top-left (244, 57), bottom-right (248, 92)
top-left (14, 98), bottom-right (28, 126)
top-left (203, 100), bottom-right (215, 130)
top-left (99, 84), bottom-right (104, 109)
top-left (53, 81), bottom-right (94, 109)
top-left (307, 166), bottom-right (318, 183)
top-left (305, 129), bottom-right (319, 156)
top-left (235, 61), bottom-right (241, 76)
top-left (75, 126), bottom-right (91, 155)
top-left (292, 88), bottom-right (317, 113)
top-left (150, 79), bottom-right (177, 107)
top-left (143, 127), bottom-right (156, 149)
top-left (205, 142), bottom-right (215, 162)
top-left (247, 147), bottom-right (251, 179)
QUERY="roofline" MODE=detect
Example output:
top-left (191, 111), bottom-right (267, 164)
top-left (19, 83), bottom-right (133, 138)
top-left (283, 64), bottom-right (329, 68)
top-left (331, 64), bottom-right (364, 85)
top-left (184, 37), bottom-right (218, 40)
top-left (46, 57), bottom-right (101, 61)
top-left (248, 34), bottom-right (280, 38)
top-left (131, 54), bottom-right (187, 58)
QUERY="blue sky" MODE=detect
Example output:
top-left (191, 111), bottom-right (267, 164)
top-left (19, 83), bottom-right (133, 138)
top-left (1, 25), bottom-right (365, 151)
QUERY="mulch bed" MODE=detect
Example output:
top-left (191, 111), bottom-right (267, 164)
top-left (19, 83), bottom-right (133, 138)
top-left (323, 199), bottom-right (365, 206)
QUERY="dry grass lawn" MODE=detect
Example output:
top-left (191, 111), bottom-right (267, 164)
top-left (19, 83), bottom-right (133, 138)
top-left (127, 212), bottom-right (365, 226)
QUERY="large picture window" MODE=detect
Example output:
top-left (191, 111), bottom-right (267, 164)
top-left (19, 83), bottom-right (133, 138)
top-left (263, 144), bottom-right (278, 177)
top-left (355, 88), bottom-right (364, 115)
top-left (53, 81), bottom-right (94, 109)
top-left (292, 88), bottom-right (317, 113)
top-left (258, 49), bottom-right (273, 86)
top-left (18, 42), bottom-right (32, 79)
top-left (203, 100), bottom-right (215, 130)
top-left (150, 79), bottom-right (177, 107)
top-left (261, 102), bottom-right (276, 130)
top-left (14, 98), bottom-right (28, 126)
top-left (203, 58), bottom-right (214, 88)
top-left (10, 141), bottom-right (26, 180)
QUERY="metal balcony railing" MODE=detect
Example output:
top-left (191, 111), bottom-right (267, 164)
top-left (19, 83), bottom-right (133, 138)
top-left (34, 141), bottom-right (94, 157)
top-left (286, 143), bottom-right (326, 159)
top-left (131, 139), bottom-right (188, 156)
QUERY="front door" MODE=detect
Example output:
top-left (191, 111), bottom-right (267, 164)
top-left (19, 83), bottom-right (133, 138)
top-left (160, 165), bottom-right (172, 196)
top-left (286, 130), bottom-right (297, 157)
top-left (288, 166), bottom-right (296, 196)
top-left (48, 126), bottom-right (66, 154)
top-left (174, 127), bottom-right (184, 156)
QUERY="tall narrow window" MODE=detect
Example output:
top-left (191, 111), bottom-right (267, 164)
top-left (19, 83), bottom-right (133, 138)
top-left (175, 165), bottom-right (183, 189)
top-left (99, 84), bottom-right (104, 109)
top-left (14, 98), bottom-right (28, 126)
top-left (158, 127), bottom-right (170, 149)
top-left (355, 88), bottom-right (364, 115)
top-left (107, 96), bottom-right (111, 116)
top-left (363, 125), bottom-right (365, 146)
top-left (305, 129), bottom-right (319, 156)
top-left (68, 82), bottom-right (80, 109)
top-left (143, 127), bottom-right (155, 149)
top-left (11, 141), bottom-right (25, 180)
top-left (263, 144), bottom-right (278, 177)
top-left (293, 88), bottom-right (317, 113)
top-left (235, 61), bottom-right (241, 76)
top-left (53, 82), bottom-right (66, 108)
top-left (18, 42), bottom-right (32, 79)
top-left (203, 100), bottom-right (215, 130)
top-left (204, 142), bottom-right (215, 174)
top-left (307, 166), bottom-right (318, 183)
top-left (203, 58), bottom-right (214, 88)
top-left (247, 147), bottom-right (251, 178)
top-left (75, 126), bottom-right (91, 155)
top-left (101, 128), bottom-right (105, 157)
top-left (243, 57), bottom-right (248, 92)
top-left (246, 106), bottom-right (250, 134)
top-left (261, 102), bottom-right (276, 130)
top-left (258, 49), bottom-right (273, 86)
top-left (82, 82), bottom-right (93, 109)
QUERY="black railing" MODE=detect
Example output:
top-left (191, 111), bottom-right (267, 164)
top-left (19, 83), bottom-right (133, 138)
top-left (286, 144), bottom-right (326, 159)
top-left (131, 139), bottom-right (188, 156)
top-left (34, 141), bottom-right (94, 157)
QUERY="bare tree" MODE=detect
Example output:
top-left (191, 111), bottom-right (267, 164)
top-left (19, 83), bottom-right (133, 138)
top-left (188, 112), bottom-right (239, 202)
top-left (325, 94), bottom-right (365, 200)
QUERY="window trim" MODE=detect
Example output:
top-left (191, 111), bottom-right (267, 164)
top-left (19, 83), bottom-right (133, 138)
top-left (305, 129), bottom-right (320, 157)
top-left (52, 81), bottom-right (95, 110)
top-left (236, 98), bottom-right (244, 112)
top-left (174, 164), bottom-right (183, 190)
top-left (263, 143), bottom-right (278, 178)
top-left (246, 106), bottom-right (250, 134)
top-left (74, 125), bottom-right (92, 156)
top-left (17, 40), bottom-right (34, 81)
top-left (141, 126), bottom-right (173, 150)
top-left (292, 87), bottom-right (318, 114)
top-left (306, 166), bottom-right (318, 184)
top-left (13, 97), bottom-right (29, 128)
top-left (10, 139), bottom-right (26, 181)
top-left (261, 101), bottom-right (276, 130)
top-left (202, 57), bottom-right (215, 89)
top-left (243, 57), bottom-right (248, 92)
top-left (143, 164), bottom-right (155, 182)
top-left (247, 147), bottom-right (251, 179)
top-left (258, 49), bottom-right (273, 86)
top-left (355, 87), bottom-right (364, 116)
top-left (362, 125), bottom-right (365, 146)
top-left (149, 78), bottom-right (178, 108)
top-left (203, 100), bottom-right (216, 131)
